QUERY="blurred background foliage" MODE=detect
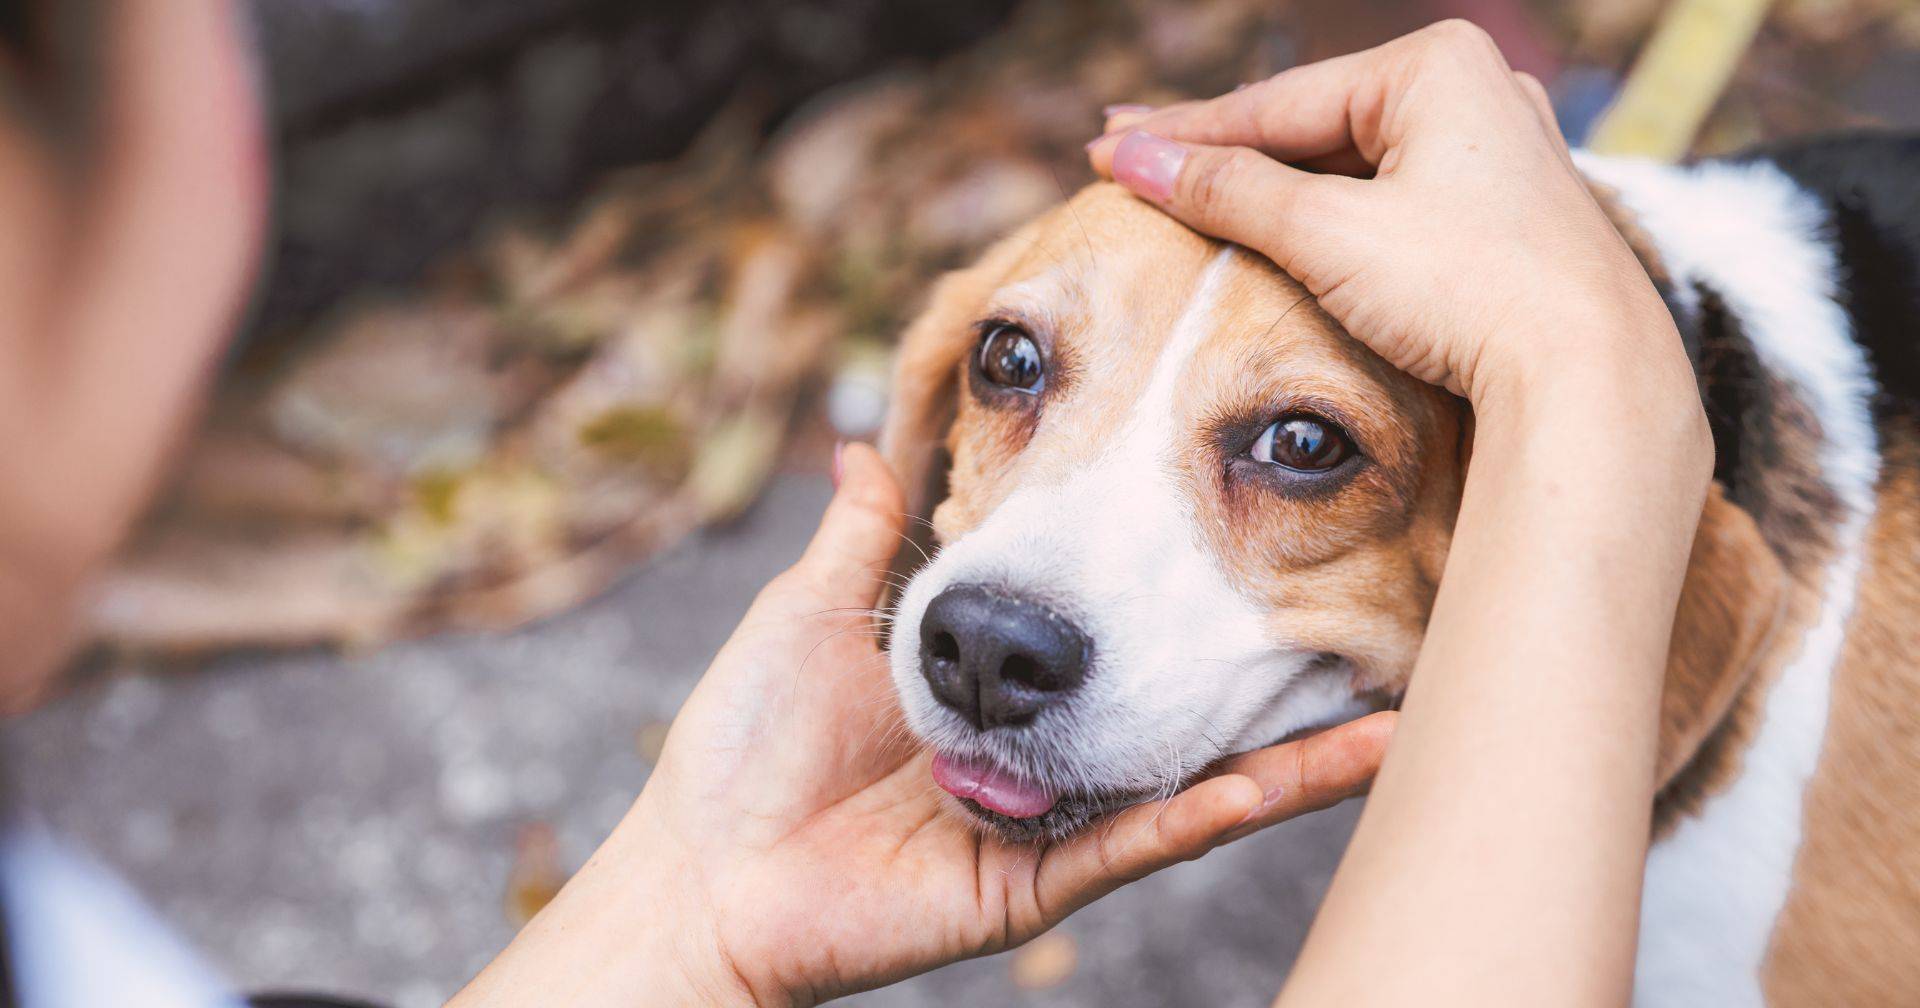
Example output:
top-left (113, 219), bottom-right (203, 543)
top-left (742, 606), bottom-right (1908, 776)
top-left (90, 0), bottom-right (1920, 660)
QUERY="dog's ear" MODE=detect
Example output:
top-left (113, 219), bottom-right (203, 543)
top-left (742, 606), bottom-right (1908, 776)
top-left (1656, 483), bottom-right (1787, 788)
top-left (877, 267), bottom-right (984, 528)
top-left (879, 217), bottom-right (1042, 528)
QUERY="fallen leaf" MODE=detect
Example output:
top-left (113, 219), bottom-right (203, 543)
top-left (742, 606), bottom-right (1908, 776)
top-left (636, 721), bottom-right (672, 763)
top-left (505, 821), bottom-right (568, 926)
top-left (1010, 930), bottom-right (1078, 990)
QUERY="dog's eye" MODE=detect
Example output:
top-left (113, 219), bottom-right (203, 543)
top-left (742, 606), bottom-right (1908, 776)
top-left (1251, 415), bottom-right (1352, 472)
top-left (978, 324), bottom-right (1043, 392)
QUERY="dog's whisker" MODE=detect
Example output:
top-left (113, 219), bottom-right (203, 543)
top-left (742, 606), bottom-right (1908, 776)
top-left (1051, 163), bottom-right (1099, 279)
top-left (887, 528), bottom-right (932, 567)
top-left (893, 511), bottom-right (938, 533)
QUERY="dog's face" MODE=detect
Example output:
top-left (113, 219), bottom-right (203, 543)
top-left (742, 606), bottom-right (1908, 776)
top-left (886, 182), bottom-right (1788, 841)
top-left (883, 184), bottom-right (1465, 838)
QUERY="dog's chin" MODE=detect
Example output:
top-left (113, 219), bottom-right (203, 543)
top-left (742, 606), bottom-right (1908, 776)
top-left (955, 788), bottom-right (1145, 843)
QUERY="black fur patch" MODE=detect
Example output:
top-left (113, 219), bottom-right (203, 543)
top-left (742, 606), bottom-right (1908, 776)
top-left (1742, 133), bottom-right (1920, 422)
top-left (1688, 284), bottom-right (1773, 509)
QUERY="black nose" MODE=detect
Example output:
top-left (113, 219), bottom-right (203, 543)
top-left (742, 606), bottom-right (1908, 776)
top-left (918, 585), bottom-right (1089, 730)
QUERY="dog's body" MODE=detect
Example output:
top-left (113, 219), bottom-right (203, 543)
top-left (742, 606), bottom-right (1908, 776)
top-left (880, 133), bottom-right (1920, 1004)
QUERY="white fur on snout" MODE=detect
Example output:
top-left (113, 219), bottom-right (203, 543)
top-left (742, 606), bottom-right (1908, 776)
top-left (891, 247), bottom-right (1363, 801)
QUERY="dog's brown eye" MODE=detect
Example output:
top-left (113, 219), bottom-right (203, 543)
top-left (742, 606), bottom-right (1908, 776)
top-left (1252, 415), bottom-right (1352, 472)
top-left (978, 324), bottom-right (1043, 392)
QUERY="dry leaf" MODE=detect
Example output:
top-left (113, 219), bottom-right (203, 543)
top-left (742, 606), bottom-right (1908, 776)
top-left (1010, 930), bottom-right (1078, 990)
top-left (636, 721), bottom-right (672, 763)
top-left (505, 822), bottom-right (568, 926)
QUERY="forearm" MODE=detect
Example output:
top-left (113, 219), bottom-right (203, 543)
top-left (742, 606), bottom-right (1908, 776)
top-left (447, 812), bottom-right (754, 1008)
top-left (1280, 334), bottom-right (1712, 1006)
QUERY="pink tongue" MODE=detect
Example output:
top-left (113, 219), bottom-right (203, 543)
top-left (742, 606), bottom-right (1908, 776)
top-left (932, 752), bottom-right (1058, 819)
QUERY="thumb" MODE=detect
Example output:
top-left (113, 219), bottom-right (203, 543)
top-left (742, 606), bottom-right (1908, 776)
top-left (1102, 130), bottom-right (1364, 283)
top-left (788, 442), bottom-right (909, 612)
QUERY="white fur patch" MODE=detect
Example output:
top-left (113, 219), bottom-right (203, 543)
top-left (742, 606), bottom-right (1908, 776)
top-left (890, 247), bottom-right (1353, 799)
top-left (1577, 152), bottom-right (1880, 1006)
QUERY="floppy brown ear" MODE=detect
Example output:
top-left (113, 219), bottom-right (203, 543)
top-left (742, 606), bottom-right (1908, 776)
top-left (1656, 483), bottom-right (1787, 788)
top-left (877, 267), bottom-right (987, 530)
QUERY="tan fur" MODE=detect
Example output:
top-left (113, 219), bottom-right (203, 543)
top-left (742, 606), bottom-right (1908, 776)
top-left (1762, 427), bottom-right (1920, 1005)
top-left (1654, 486), bottom-right (1787, 790)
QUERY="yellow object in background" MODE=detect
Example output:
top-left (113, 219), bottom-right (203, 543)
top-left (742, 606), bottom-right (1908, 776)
top-left (1587, 0), bottom-right (1777, 162)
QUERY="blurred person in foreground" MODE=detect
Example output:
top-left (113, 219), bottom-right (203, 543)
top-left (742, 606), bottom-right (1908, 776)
top-left (0, 4), bottom-right (1709, 1008)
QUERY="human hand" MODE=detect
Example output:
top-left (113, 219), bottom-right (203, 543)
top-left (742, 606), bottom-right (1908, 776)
top-left (1086, 20), bottom-right (1691, 412)
top-left (0, 0), bottom-right (265, 710)
top-left (453, 444), bottom-right (1393, 1007)
top-left (1079, 25), bottom-right (1714, 1007)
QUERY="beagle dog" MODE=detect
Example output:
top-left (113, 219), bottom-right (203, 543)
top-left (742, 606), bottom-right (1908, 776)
top-left (878, 132), bottom-right (1920, 1005)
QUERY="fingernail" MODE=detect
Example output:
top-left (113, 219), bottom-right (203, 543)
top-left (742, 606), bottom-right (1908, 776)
top-left (1084, 130), bottom-right (1116, 154)
top-left (1232, 785), bottom-right (1288, 829)
top-left (1111, 131), bottom-right (1186, 203)
top-left (1102, 102), bottom-right (1153, 119)
top-left (831, 440), bottom-right (846, 489)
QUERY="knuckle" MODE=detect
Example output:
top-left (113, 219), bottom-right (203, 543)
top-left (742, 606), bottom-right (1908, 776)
top-left (1291, 737), bottom-right (1313, 796)
top-left (1183, 147), bottom-right (1249, 215)
top-left (1412, 19), bottom-right (1504, 71)
top-left (1424, 18), bottom-right (1495, 54)
top-left (1516, 72), bottom-right (1551, 104)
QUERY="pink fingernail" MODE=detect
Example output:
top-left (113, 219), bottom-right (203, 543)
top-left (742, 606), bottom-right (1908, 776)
top-left (1111, 131), bottom-right (1186, 203)
top-left (831, 441), bottom-right (846, 489)
top-left (1234, 785), bottom-right (1289, 828)
top-left (1102, 102), bottom-right (1153, 118)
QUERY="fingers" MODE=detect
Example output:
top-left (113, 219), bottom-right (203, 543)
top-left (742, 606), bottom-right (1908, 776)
top-left (1033, 773), bottom-right (1265, 921)
top-left (1089, 47), bottom-right (1385, 176)
top-left (1101, 104), bottom-right (1372, 179)
top-left (1092, 21), bottom-right (1512, 179)
top-left (691, 443), bottom-right (913, 791)
top-left (1101, 130), bottom-right (1367, 277)
top-left (1033, 712), bottom-right (1397, 921)
top-left (789, 442), bottom-right (910, 612)
top-left (1215, 711), bottom-right (1397, 841)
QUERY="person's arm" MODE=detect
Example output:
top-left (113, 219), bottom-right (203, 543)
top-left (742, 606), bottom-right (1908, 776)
top-left (1285, 360), bottom-right (1705, 1005)
top-left (1089, 21), bottom-right (1712, 1005)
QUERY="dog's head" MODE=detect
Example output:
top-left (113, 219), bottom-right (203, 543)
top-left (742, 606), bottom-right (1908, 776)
top-left (882, 183), bottom-right (1782, 840)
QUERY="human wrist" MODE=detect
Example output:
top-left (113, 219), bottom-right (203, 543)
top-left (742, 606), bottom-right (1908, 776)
top-left (599, 806), bottom-right (767, 1006)
top-left (451, 806), bottom-right (761, 1008)
top-left (1470, 303), bottom-right (1713, 485)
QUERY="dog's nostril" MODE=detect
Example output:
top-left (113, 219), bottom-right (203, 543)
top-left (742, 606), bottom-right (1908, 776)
top-left (999, 653), bottom-right (1052, 692)
top-left (930, 631), bottom-right (960, 664)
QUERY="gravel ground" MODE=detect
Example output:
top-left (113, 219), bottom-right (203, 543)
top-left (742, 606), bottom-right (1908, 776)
top-left (4, 473), bottom-right (1357, 1007)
